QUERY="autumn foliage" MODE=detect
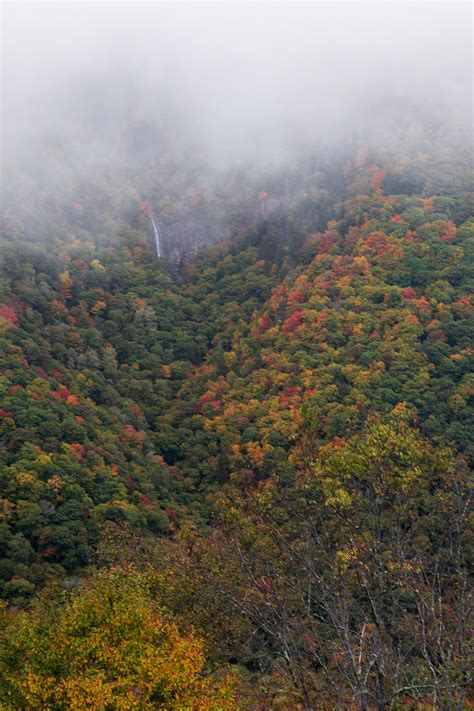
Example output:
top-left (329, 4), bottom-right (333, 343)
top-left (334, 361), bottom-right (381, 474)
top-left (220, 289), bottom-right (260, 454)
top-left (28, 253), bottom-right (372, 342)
top-left (0, 568), bottom-right (235, 709)
top-left (0, 140), bottom-right (472, 707)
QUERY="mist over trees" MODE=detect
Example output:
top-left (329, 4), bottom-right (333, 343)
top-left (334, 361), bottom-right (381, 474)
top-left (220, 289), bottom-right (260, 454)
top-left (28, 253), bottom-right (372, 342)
top-left (2, 2), bottom-right (471, 252)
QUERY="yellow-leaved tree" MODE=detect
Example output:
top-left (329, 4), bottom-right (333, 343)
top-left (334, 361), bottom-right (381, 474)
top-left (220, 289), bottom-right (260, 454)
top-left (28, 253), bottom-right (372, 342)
top-left (0, 567), bottom-right (236, 709)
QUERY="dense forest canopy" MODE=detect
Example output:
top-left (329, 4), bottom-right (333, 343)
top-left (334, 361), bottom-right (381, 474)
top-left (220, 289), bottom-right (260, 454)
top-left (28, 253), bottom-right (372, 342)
top-left (0, 2), bottom-right (472, 709)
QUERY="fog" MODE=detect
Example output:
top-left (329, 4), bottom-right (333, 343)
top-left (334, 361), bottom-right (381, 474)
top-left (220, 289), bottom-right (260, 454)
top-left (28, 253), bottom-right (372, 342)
top-left (3, 1), bottom-right (471, 165)
top-left (1, 2), bottom-right (472, 252)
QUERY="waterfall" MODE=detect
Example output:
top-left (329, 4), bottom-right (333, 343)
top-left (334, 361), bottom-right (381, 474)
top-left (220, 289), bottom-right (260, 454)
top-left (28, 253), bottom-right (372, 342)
top-left (150, 215), bottom-right (162, 258)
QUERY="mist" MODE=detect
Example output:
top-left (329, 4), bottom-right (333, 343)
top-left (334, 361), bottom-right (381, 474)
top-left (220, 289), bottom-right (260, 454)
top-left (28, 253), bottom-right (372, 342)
top-left (3, 1), bottom-right (472, 163)
top-left (1, 1), bottom-right (472, 254)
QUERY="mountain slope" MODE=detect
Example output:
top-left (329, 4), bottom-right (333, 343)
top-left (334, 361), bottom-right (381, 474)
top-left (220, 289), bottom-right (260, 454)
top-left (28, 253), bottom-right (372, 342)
top-left (0, 151), bottom-right (472, 607)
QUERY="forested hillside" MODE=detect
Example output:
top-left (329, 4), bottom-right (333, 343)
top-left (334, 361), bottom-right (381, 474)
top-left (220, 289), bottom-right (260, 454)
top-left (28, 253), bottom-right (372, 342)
top-left (0, 131), bottom-right (472, 708)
